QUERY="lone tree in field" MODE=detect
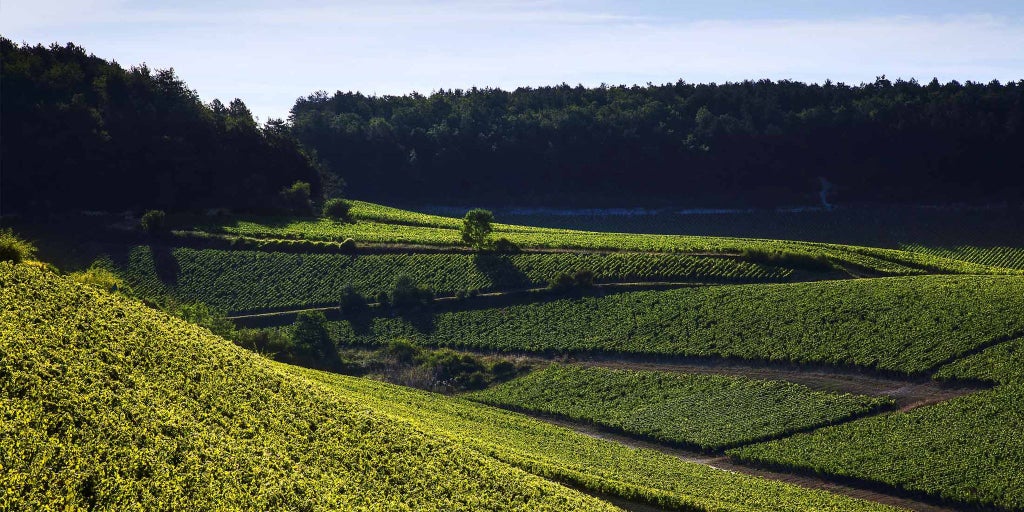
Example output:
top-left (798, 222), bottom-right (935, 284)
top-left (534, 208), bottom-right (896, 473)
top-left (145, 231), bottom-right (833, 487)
top-left (461, 209), bottom-right (494, 249)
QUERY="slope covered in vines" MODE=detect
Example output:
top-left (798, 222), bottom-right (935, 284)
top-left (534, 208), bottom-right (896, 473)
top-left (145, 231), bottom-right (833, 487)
top-left (0, 263), bottom-right (609, 511)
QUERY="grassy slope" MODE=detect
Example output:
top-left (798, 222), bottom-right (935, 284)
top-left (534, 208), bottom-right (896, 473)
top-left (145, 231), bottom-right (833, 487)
top-left (466, 364), bottom-right (892, 450)
top-left (0, 263), bottom-right (610, 511)
top-left (329, 275), bottom-right (1024, 374)
top-left (0, 262), bottom-right (899, 511)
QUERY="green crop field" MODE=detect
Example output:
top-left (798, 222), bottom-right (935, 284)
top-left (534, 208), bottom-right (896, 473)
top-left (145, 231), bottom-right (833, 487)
top-left (290, 366), bottom-right (898, 512)
top-left (902, 244), bottom-right (1024, 270)
top-left (935, 337), bottom-right (1024, 385)
top-left (728, 383), bottom-right (1024, 511)
top-left (328, 275), bottom-right (1024, 374)
top-left (184, 202), bottom-right (1017, 276)
top-left (466, 364), bottom-right (892, 450)
top-left (0, 262), bottom-right (900, 512)
top-left (121, 246), bottom-right (793, 313)
top-left (0, 263), bottom-right (614, 511)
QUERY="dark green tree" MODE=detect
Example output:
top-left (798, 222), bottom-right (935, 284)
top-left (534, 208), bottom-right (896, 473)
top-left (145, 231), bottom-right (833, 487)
top-left (461, 209), bottom-right (494, 249)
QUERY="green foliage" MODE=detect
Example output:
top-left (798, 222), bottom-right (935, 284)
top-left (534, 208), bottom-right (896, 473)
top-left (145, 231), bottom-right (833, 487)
top-left (339, 237), bottom-right (357, 253)
top-left (293, 366), bottom-right (898, 512)
top-left (740, 248), bottom-right (833, 271)
top-left (322, 198), bottom-right (353, 221)
top-left (0, 228), bottom-right (36, 263)
top-left (417, 349), bottom-right (489, 391)
top-left (729, 384), bottom-right (1024, 511)
top-left (903, 244), bottom-right (1024, 270)
top-left (0, 262), bottom-right (605, 511)
top-left (461, 209), bottom-right (494, 249)
top-left (192, 202), bottom-right (1018, 276)
top-left (468, 364), bottom-right (892, 451)
top-left (69, 264), bottom-right (132, 296)
top-left (331, 275), bottom-right (1024, 375)
top-left (390, 275), bottom-right (433, 310)
top-left (935, 337), bottom-right (1024, 384)
top-left (338, 285), bottom-right (369, 317)
top-left (1, 39), bottom-right (322, 213)
top-left (121, 247), bottom-right (791, 313)
top-left (290, 310), bottom-right (339, 370)
top-left (140, 209), bottom-right (167, 235)
top-left (175, 302), bottom-right (236, 339)
top-left (278, 181), bottom-right (313, 215)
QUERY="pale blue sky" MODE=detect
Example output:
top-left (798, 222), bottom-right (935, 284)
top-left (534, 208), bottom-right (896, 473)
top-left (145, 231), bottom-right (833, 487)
top-left (4, 1), bottom-right (1023, 121)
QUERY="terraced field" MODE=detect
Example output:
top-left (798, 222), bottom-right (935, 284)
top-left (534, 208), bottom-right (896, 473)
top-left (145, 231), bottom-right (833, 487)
top-left (0, 262), bottom-right (899, 511)
top-left (326, 275), bottom-right (1024, 375)
top-left (902, 244), bottom-right (1024, 270)
top-left (121, 246), bottom-right (793, 313)
top-left (466, 364), bottom-right (893, 450)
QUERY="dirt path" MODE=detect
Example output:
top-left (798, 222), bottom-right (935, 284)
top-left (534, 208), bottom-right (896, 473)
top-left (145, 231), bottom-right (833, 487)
top-left (542, 355), bottom-right (985, 410)
top-left (535, 414), bottom-right (961, 512)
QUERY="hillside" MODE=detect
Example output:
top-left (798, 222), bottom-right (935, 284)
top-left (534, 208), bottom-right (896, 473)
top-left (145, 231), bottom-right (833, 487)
top-left (0, 263), bottom-right (606, 510)
top-left (1, 262), bottom-right (903, 511)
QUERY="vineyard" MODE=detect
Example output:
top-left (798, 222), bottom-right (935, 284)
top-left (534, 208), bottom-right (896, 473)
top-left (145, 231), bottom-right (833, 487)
top-left (0, 263), bottom-right (609, 511)
top-left (935, 336), bottom-right (1024, 385)
top-left (291, 365), bottom-right (898, 512)
top-left (466, 364), bottom-right (892, 450)
top-left (329, 275), bottom-right (1024, 375)
top-left (902, 244), bottom-right (1024, 270)
top-left (729, 383), bottom-right (1024, 511)
top-left (0, 262), bottom-right (900, 512)
top-left (121, 246), bottom-right (794, 313)
top-left (186, 201), bottom-right (1019, 276)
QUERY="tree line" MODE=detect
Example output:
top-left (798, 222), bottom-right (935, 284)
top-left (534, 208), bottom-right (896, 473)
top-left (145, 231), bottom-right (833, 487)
top-left (1, 39), bottom-right (324, 214)
top-left (290, 77), bottom-right (1024, 208)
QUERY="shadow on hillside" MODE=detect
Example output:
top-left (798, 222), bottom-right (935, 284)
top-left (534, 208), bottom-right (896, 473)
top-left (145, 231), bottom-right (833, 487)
top-left (150, 244), bottom-right (180, 286)
top-left (473, 253), bottom-right (531, 289)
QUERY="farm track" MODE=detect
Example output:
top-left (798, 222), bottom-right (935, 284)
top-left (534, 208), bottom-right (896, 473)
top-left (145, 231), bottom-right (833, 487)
top-left (528, 355), bottom-right (986, 410)
top-left (527, 414), bottom-right (962, 512)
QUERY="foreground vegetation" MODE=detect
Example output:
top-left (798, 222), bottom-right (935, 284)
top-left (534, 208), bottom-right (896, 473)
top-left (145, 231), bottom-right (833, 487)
top-left (327, 275), bottom-right (1024, 375)
top-left (729, 383), bottom-right (1024, 511)
top-left (467, 364), bottom-right (892, 450)
top-left (1, 262), bottom-right (900, 511)
top-left (293, 366), bottom-right (898, 512)
top-left (0, 263), bottom-right (609, 510)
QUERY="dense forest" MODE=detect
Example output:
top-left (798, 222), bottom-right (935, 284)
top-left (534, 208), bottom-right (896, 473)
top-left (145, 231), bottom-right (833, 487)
top-left (0, 39), bottom-right (323, 214)
top-left (291, 78), bottom-right (1024, 208)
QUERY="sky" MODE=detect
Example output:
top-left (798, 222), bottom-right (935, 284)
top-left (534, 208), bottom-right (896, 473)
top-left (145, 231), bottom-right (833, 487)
top-left (4, 0), bottom-right (1024, 121)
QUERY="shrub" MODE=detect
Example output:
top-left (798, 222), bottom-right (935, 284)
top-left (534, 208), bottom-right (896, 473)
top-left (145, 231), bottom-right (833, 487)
top-left (391, 275), bottom-right (434, 310)
top-left (573, 270), bottom-right (595, 288)
top-left (139, 209), bottom-right (167, 235)
top-left (340, 238), bottom-right (357, 253)
top-left (740, 248), bottom-right (834, 272)
top-left (384, 338), bottom-right (423, 365)
top-left (323, 198), bottom-right (353, 221)
top-left (70, 264), bottom-right (132, 296)
top-left (0, 228), bottom-right (37, 263)
top-left (548, 273), bottom-right (576, 292)
top-left (338, 285), bottom-right (369, 316)
top-left (279, 181), bottom-right (313, 215)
